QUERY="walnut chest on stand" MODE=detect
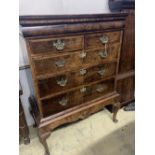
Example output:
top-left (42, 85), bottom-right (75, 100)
top-left (20, 13), bottom-right (128, 155)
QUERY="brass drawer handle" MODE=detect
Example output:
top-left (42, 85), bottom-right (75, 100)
top-left (57, 77), bottom-right (67, 87)
top-left (80, 87), bottom-right (87, 93)
top-left (80, 51), bottom-right (87, 59)
top-left (59, 97), bottom-right (68, 106)
top-left (53, 39), bottom-right (65, 50)
top-left (97, 68), bottom-right (105, 76)
top-left (100, 35), bottom-right (109, 44)
top-left (55, 59), bottom-right (65, 68)
top-left (96, 84), bottom-right (107, 93)
top-left (80, 69), bottom-right (87, 75)
top-left (99, 51), bottom-right (108, 58)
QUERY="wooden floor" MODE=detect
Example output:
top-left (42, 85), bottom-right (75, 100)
top-left (19, 108), bottom-right (135, 155)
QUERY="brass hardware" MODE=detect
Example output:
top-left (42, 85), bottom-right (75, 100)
top-left (96, 84), bottom-right (107, 93)
top-left (80, 69), bottom-right (87, 75)
top-left (57, 77), bottom-right (67, 87)
top-left (80, 87), bottom-right (87, 93)
top-left (80, 51), bottom-right (87, 59)
top-left (100, 35), bottom-right (108, 44)
top-left (99, 51), bottom-right (108, 58)
top-left (59, 97), bottom-right (68, 106)
top-left (99, 35), bottom-right (108, 58)
top-left (53, 39), bottom-right (65, 50)
top-left (55, 59), bottom-right (65, 67)
top-left (97, 68), bottom-right (105, 76)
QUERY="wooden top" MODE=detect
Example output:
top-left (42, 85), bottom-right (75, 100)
top-left (19, 13), bottom-right (127, 37)
top-left (19, 13), bottom-right (128, 26)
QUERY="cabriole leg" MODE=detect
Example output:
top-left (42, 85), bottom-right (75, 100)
top-left (39, 129), bottom-right (51, 155)
top-left (112, 102), bottom-right (120, 123)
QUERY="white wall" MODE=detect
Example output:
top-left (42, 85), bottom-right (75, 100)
top-left (19, 0), bottom-right (110, 15)
top-left (19, 0), bottom-right (111, 126)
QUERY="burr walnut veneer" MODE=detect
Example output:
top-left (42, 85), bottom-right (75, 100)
top-left (20, 13), bottom-right (128, 155)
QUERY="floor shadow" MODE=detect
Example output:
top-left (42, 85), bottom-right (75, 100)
top-left (79, 121), bottom-right (135, 155)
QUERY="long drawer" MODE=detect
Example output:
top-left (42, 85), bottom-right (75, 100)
top-left (38, 63), bottom-right (116, 98)
top-left (41, 78), bottom-right (115, 117)
top-left (33, 42), bottom-right (120, 77)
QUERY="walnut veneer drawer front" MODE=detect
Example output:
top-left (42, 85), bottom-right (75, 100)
top-left (84, 42), bottom-right (121, 64)
top-left (33, 52), bottom-right (82, 76)
top-left (85, 31), bottom-right (122, 50)
top-left (38, 63), bottom-right (116, 98)
top-left (42, 78), bottom-right (114, 117)
top-left (42, 90), bottom-right (83, 117)
top-left (33, 42), bottom-right (120, 77)
top-left (83, 78), bottom-right (114, 102)
top-left (29, 35), bottom-right (84, 55)
top-left (84, 63), bottom-right (116, 83)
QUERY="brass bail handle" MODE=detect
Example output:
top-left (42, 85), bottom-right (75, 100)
top-left (100, 35), bottom-right (108, 44)
top-left (80, 51), bottom-right (87, 59)
top-left (97, 67), bottom-right (105, 76)
top-left (80, 87), bottom-right (87, 93)
top-left (96, 84), bottom-right (107, 93)
top-left (99, 50), bottom-right (108, 58)
top-left (53, 39), bottom-right (65, 51)
top-left (103, 38), bottom-right (107, 58)
top-left (55, 59), bottom-right (65, 68)
top-left (57, 77), bottom-right (68, 87)
top-left (80, 69), bottom-right (87, 76)
top-left (99, 35), bottom-right (108, 58)
top-left (59, 97), bottom-right (68, 106)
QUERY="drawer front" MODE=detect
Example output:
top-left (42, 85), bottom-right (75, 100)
top-left (83, 63), bottom-right (116, 83)
top-left (29, 35), bottom-right (84, 55)
top-left (33, 52), bottom-right (83, 76)
top-left (84, 42), bottom-right (120, 65)
top-left (41, 78), bottom-right (114, 117)
top-left (42, 90), bottom-right (83, 117)
top-left (38, 63), bottom-right (116, 98)
top-left (83, 78), bottom-right (115, 102)
top-left (33, 43), bottom-right (119, 77)
top-left (38, 71), bottom-right (83, 98)
top-left (85, 31), bottom-right (122, 50)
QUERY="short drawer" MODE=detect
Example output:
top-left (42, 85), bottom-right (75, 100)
top-left (38, 63), bottom-right (116, 98)
top-left (38, 71), bottom-right (83, 98)
top-left (33, 52), bottom-right (83, 76)
top-left (83, 63), bottom-right (116, 83)
top-left (83, 78), bottom-right (115, 102)
top-left (84, 42), bottom-right (121, 65)
top-left (29, 35), bottom-right (84, 55)
top-left (85, 31), bottom-right (122, 50)
top-left (42, 90), bottom-right (83, 117)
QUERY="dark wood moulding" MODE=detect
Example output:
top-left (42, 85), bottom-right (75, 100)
top-left (19, 13), bottom-right (128, 37)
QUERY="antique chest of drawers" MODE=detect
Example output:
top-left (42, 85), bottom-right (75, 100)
top-left (20, 13), bottom-right (127, 155)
